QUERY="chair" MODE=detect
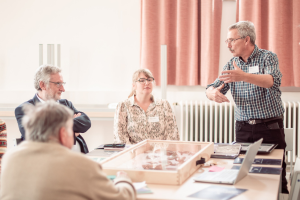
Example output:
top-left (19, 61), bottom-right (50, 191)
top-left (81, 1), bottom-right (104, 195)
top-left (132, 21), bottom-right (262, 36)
top-left (13, 138), bottom-right (23, 146)
top-left (108, 103), bottom-right (118, 109)
top-left (71, 139), bottom-right (82, 153)
top-left (288, 157), bottom-right (300, 200)
top-left (0, 119), bottom-right (7, 172)
top-left (285, 128), bottom-right (294, 176)
top-left (279, 128), bottom-right (296, 200)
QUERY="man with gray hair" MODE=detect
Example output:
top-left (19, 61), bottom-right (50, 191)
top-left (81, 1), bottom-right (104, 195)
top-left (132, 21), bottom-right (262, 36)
top-left (206, 21), bottom-right (288, 193)
top-left (15, 64), bottom-right (91, 153)
top-left (1, 101), bottom-right (136, 200)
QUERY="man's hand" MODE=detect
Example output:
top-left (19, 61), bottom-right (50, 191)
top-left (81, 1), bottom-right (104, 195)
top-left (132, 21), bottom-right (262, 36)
top-left (206, 84), bottom-right (230, 103)
top-left (219, 61), bottom-right (246, 83)
top-left (73, 113), bottom-right (81, 137)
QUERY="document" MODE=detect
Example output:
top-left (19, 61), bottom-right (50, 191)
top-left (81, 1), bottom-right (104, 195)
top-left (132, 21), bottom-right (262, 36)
top-left (233, 142), bottom-right (278, 154)
top-left (211, 144), bottom-right (241, 159)
top-left (231, 166), bottom-right (282, 175)
top-left (133, 182), bottom-right (153, 194)
top-left (233, 158), bottom-right (281, 165)
top-left (188, 185), bottom-right (247, 200)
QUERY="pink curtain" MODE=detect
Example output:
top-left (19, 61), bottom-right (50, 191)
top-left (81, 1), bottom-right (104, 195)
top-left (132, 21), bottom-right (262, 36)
top-left (140, 0), bottom-right (222, 86)
top-left (237, 0), bottom-right (300, 87)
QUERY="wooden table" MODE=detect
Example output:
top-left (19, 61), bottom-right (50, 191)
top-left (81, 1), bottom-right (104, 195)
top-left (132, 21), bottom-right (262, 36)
top-left (87, 148), bottom-right (283, 200)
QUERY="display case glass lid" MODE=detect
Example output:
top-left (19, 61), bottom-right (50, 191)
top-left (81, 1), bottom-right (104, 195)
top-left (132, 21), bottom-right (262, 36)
top-left (102, 141), bottom-right (205, 171)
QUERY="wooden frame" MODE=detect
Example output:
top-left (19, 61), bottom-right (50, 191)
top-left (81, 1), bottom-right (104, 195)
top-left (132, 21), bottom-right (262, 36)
top-left (101, 140), bottom-right (214, 185)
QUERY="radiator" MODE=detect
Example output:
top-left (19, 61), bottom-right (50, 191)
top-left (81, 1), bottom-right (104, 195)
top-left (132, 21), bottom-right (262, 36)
top-left (173, 101), bottom-right (299, 162)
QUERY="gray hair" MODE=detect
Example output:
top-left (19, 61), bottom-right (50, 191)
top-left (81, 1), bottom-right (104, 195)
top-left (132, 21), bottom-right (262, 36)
top-left (128, 68), bottom-right (155, 98)
top-left (22, 100), bottom-right (73, 142)
top-left (228, 21), bottom-right (256, 45)
top-left (34, 64), bottom-right (61, 91)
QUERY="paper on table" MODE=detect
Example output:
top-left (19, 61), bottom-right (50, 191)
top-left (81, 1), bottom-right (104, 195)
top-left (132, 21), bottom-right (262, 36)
top-left (209, 166), bottom-right (225, 172)
top-left (188, 185), bottom-right (247, 200)
top-left (133, 181), bottom-right (153, 194)
top-left (133, 181), bottom-right (147, 190)
top-left (88, 157), bottom-right (106, 163)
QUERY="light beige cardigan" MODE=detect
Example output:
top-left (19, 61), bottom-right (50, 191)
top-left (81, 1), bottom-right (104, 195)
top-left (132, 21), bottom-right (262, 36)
top-left (0, 141), bottom-right (136, 200)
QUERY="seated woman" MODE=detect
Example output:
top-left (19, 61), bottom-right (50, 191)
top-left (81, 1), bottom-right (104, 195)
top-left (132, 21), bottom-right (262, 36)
top-left (114, 69), bottom-right (179, 144)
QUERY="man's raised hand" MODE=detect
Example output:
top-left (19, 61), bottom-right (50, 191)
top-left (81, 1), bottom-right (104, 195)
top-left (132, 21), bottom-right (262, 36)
top-left (219, 61), bottom-right (246, 83)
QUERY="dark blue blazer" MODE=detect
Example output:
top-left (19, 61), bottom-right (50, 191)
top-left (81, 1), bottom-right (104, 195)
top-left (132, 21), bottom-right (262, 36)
top-left (15, 95), bottom-right (91, 153)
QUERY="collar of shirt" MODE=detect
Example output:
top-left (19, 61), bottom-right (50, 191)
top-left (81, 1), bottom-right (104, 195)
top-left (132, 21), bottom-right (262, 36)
top-left (36, 93), bottom-right (59, 103)
top-left (128, 95), bottom-right (161, 107)
top-left (36, 93), bottom-right (45, 103)
top-left (239, 44), bottom-right (259, 64)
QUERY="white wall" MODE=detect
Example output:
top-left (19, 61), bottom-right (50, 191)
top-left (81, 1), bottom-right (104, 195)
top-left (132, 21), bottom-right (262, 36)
top-left (1, 0), bottom-right (300, 151)
top-left (0, 0), bottom-right (140, 104)
top-left (0, 0), bottom-right (141, 150)
top-left (1, 0), bottom-right (299, 105)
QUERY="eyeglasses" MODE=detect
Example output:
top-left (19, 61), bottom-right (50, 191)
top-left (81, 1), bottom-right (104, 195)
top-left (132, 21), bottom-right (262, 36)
top-left (225, 37), bottom-right (245, 45)
top-left (136, 77), bottom-right (155, 84)
top-left (49, 81), bottom-right (66, 88)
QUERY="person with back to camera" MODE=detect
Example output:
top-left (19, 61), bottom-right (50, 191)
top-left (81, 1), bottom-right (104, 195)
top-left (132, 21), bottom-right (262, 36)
top-left (114, 69), bottom-right (179, 144)
top-left (1, 101), bottom-right (136, 200)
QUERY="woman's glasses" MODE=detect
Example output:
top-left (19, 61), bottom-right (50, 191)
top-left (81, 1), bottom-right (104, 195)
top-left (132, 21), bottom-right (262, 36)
top-left (136, 78), bottom-right (155, 84)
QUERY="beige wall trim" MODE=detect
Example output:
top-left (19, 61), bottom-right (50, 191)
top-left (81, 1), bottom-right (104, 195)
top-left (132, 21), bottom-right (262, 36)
top-left (0, 111), bottom-right (114, 118)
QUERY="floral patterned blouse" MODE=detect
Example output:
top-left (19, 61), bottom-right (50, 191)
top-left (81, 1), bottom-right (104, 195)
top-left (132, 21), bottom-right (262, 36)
top-left (114, 96), bottom-right (179, 144)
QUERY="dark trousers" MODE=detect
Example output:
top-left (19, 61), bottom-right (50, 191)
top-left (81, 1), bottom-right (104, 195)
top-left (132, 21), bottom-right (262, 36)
top-left (235, 118), bottom-right (289, 194)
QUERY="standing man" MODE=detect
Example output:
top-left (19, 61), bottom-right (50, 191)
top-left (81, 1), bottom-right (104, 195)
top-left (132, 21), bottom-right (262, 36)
top-left (206, 21), bottom-right (288, 193)
top-left (15, 64), bottom-right (91, 153)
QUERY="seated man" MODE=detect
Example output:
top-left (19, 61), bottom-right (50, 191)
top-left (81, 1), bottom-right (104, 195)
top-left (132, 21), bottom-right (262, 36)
top-left (15, 64), bottom-right (91, 153)
top-left (1, 101), bottom-right (136, 200)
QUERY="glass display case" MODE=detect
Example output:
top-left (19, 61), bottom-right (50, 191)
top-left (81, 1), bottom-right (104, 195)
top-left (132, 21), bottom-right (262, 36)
top-left (101, 140), bottom-right (214, 185)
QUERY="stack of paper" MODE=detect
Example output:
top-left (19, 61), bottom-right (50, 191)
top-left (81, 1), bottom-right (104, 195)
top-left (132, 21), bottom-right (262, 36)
top-left (133, 181), bottom-right (153, 194)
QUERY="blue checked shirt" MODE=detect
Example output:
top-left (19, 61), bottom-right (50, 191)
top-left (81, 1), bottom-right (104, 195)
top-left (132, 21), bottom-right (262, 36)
top-left (207, 45), bottom-right (284, 121)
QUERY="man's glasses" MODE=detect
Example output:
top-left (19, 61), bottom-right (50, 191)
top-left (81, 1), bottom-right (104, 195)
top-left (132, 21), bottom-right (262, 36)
top-left (49, 81), bottom-right (66, 88)
top-left (225, 37), bottom-right (245, 45)
top-left (136, 77), bottom-right (155, 84)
